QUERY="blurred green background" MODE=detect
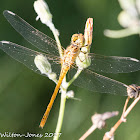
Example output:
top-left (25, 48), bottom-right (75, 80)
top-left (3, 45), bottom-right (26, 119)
top-left (0, 0), bottom-right (140, 140)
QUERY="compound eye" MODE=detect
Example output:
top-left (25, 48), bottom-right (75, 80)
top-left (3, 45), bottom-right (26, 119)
top-left (73, 36), bottom-right (78, 42)
top-left (71, 34), bottom-right (78, 42)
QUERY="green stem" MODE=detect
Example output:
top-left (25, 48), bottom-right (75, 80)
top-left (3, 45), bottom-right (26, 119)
top-left (53, 90), bottom-right (67, 140)
top-left (49, 24), bottom-right (63, 59)
top-left (53, 69), bottom-right (83, 140)
top-left (67, 68), bottom-right (83, 87)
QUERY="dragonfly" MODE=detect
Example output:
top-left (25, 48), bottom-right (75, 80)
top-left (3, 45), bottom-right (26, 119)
top-left (1, 10), bottom-right (140, 128)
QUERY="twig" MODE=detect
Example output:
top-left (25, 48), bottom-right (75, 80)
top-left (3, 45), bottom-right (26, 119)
top-left (121, 97), bottom-right (130, 118)
top-left (103, 95), bottom-right (140, 140)
top-left (79, 125), bottom-right (97, 140)
top-left (79, 111), bottom-right (119, 140)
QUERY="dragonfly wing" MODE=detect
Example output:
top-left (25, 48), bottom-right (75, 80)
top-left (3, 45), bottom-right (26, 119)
top-left (70, 68), bottom-right (128, 96)
top-left (88, 53), bottom-right (140, 73)
top-left (0, 41), bottom-right (61, 79)
top-left (3, 10), bottom-right (60, 55)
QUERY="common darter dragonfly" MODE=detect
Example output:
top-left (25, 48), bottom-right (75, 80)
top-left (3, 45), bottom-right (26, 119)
top-left (0, 10), bottom-right (140, 128)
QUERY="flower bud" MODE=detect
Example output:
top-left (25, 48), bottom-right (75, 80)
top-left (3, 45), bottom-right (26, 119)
top-left (84, 18), bottom-right (93, 46)
top-left (34, 54), bottom-right (52, 75)
top-left (34, 0), bottom-right (52, 25)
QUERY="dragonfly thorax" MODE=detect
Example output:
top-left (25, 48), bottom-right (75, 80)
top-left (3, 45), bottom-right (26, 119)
top-left (60, 34), bottom-right (85, 68)
top-left (62, 46), bottom-right (80, 68)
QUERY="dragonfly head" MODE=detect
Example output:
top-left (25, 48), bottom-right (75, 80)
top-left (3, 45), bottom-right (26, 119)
top-left (71, 33), bottom-right (84, 48)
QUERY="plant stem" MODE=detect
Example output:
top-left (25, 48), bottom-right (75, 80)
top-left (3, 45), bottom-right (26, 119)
top-left (79, 125), bottom-right (97, 140)
top-left (49, 24), bottom-right (63, 59)
top-left (103, 95), bottom-right (140, 140)
top-left (121, 97), bottom-right (130, 118)
top-left (123, 96), bottom-right (140, 117)
top-left (53, 90), bottom-right (67, 140)
top-left (67, 68), bottom-right (83, 87)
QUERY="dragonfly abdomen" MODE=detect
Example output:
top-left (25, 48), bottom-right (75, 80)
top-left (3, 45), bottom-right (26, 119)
top-left (39, 65), bottom-right (69, 128)
top-left (40, 34), bottom-right (84, 128)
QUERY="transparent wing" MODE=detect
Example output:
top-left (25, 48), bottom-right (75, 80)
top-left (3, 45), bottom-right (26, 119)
top-left (0, 41), bottom-right (61, 79)
top-left (0, 41), bottom-right (130, 96)
top-left (3, 10), bottom-right (60, 55)
top-left (71, 68), bottom-right (129, 96)
top-left (88, 53), bottom-right (140, 73)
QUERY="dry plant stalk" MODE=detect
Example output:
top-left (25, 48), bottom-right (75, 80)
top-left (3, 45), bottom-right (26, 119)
top-left (79, 111), bottom-right (119, 140)
top-left (103, 85), bottom-right (140, 140)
